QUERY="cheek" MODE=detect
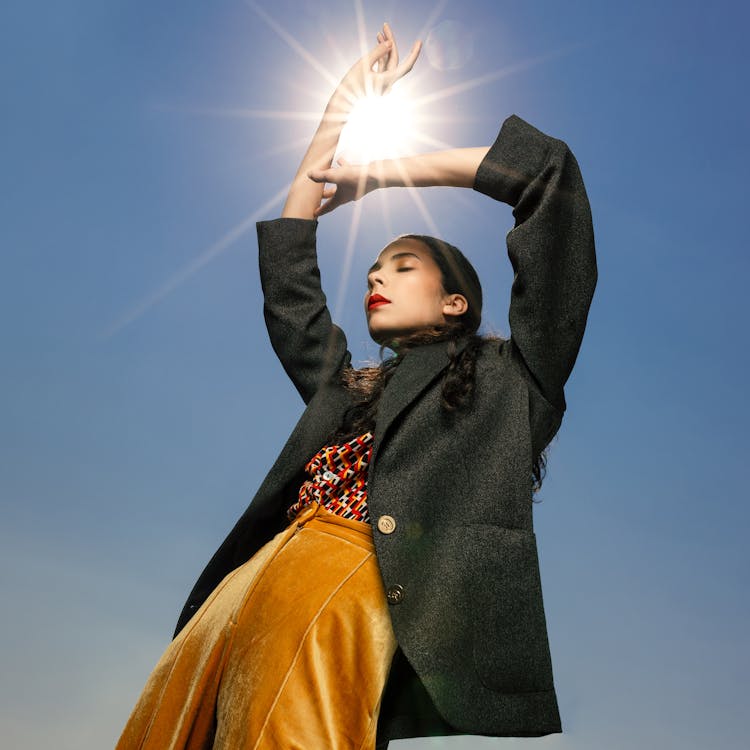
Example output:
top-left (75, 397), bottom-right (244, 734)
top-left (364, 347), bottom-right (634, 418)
top-left (404, 272), bottom-right (442, 296)
top-left (417, 278), bottom-right (447, 305)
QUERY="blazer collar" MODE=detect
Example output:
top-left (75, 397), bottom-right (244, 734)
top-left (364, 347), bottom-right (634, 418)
top-left (261, 336), bottom-right (470, 500)
top-left (374, 336), bottom-right (470, 447)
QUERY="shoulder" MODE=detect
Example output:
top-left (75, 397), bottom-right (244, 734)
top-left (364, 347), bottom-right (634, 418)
top-left (475, 336), bottom-right (562, 407)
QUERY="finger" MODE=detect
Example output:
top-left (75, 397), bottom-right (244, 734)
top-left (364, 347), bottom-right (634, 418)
top-left (376, 31), bottom-right (390, 73)
top-left (336, 156), bottom-right (350, 167)
top-left (307, 169), bottom-right (330, 184)
top-left (365, 38), bottom-right (392, 69)
top-left (383, 22), bottom-right (399, 72)
top-left (314, 197), bottom-right (339, 218)
top-left (394, 39), bottom-right (422, 79)
top-left (375, 33), bottom-right (383, 72)
top-left (321, 186), bottom-right (337, 199)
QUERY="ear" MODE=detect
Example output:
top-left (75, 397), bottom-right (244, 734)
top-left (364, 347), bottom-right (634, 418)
top-left (442, 293), bottom-right (468, 318)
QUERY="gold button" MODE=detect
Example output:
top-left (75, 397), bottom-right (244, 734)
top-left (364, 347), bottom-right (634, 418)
top-left (377, 515), bottom-right (397, 534)
top-left (386, 584), bottom-right (404, 604)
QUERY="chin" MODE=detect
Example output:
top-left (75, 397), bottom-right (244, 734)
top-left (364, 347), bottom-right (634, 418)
top-left (367, 324), bottom-right (400, 347)
top-left (367, 330), bottom-right (391, 347)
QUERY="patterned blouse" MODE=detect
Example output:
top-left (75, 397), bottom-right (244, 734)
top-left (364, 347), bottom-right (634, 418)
top-left (286, 431), bottom-right (374, 523)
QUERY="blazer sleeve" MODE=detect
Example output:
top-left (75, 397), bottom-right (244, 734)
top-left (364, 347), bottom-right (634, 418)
top-left (473, 114), bottom-right (597, 412)
top-left (256, 217), bottom-right (351, 404)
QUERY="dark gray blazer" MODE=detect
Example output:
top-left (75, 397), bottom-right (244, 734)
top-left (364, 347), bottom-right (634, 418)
top-left (175, 114), bottom-right (597, 742)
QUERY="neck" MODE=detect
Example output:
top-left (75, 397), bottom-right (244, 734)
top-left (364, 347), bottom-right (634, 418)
top-left (384, 325), bottom-right (467, 353)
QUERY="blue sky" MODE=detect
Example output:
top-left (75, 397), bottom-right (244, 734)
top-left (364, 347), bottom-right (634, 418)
top-left (1, 0), bottom-right (748, 747)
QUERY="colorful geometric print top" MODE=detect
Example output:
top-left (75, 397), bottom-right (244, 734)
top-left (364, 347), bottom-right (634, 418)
top-left (287, 431), bottom-right (374, 524)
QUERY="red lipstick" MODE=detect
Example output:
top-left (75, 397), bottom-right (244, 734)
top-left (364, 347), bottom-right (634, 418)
top-left (367, 294), bottom-right (391, 310)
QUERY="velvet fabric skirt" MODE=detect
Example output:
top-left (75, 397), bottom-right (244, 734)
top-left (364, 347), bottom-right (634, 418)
top-left (116, 500), bottom-right (398, 750)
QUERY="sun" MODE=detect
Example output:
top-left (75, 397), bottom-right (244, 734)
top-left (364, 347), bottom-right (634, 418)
top-left (335, 86), bottom-right (419, 164)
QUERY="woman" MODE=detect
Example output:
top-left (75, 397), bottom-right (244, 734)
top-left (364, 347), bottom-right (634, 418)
top-left (117, 23), bottom-right (596, 750)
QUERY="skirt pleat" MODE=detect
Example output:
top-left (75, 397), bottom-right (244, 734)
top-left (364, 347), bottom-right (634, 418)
top-left (116, 501), bottom-right (398, 750)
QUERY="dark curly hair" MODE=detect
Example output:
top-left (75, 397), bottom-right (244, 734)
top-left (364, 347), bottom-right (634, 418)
top-left (327, 235), bottom-right (548, 496)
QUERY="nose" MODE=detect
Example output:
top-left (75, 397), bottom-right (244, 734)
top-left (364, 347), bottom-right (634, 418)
top-left (367, 270), bottom-right (384, 290)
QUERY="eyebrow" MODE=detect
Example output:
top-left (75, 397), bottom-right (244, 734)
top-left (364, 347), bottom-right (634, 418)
top-left (368, 252), bottom-right (422, 274)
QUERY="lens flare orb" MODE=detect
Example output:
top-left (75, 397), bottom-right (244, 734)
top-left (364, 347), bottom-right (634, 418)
top-left (424, 20), bottom-right (474, 71)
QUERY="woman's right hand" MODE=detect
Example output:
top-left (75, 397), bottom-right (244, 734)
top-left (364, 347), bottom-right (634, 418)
top-left (308, 157), bottom-right (377, 217)
top-left (331, 23), bottom-right (422, 109)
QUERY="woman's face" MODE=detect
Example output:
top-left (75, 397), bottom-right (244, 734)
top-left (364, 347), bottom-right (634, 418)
top-left (364, 238), bottom-right (468, 345)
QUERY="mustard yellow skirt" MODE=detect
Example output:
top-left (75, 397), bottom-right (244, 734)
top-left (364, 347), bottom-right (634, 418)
top-left (116, 501), bottom-right (398, 750)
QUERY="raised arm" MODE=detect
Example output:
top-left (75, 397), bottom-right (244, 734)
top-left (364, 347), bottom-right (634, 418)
top-left (473, 115), bottom-right (597, 411)
top-left (309, 147), bottom-right (490, 216)
top-left (258, 25), bottom-right (422, 404)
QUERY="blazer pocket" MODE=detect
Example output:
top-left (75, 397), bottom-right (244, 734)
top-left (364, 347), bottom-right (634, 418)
top-left (468, 526), bottom-right (555, 694)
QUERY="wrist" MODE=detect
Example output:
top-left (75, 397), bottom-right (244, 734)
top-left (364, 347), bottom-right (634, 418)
top-left (369, 160), bottom-right (390, 189)
top-left (312, 101), bottom-right (349, 150)
top-left (325, 90), bottom-right (354, 119)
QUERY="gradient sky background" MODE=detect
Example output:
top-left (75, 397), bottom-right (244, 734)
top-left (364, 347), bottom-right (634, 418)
top-left (1, 1), bottom-right (748, 748)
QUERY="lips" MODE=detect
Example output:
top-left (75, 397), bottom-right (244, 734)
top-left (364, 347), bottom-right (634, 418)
top-left (367, 294), bottom-right (391, 310)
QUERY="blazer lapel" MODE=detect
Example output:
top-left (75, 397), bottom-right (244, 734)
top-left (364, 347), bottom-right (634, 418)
top-left (260, 337), bottom-right (470, 500)
top-left (374, 338), bottom-right (469, 447)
